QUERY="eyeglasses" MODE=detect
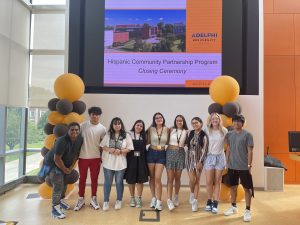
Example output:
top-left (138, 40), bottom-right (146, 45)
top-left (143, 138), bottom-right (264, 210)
top-left (155, 116), bottom-right (163, 120)
top-left (113, 122), bottom-right (121, 125)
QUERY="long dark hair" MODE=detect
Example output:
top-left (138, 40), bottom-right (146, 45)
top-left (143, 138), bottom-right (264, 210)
top-left (131, 119), bottom-right (146, 144)
top-left (150, 112), bottom-right (166, 127)
top-left (186, 117), bottom-right (206, 149)
top-left (109, 117), bottom-right (126, 139)
top-left (173, 115), bottom-right (188, 130)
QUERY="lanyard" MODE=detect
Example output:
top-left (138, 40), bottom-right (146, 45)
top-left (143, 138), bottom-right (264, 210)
top-left (114, 134), bottom-right (121, 149)
top-left (176, 129), bottom-right (183, 145)
top-left (156, 127), bottom-right (163, 145)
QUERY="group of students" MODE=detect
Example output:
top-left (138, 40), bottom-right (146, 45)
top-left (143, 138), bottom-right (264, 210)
top-left (42, 106), bottom-right (254, 223)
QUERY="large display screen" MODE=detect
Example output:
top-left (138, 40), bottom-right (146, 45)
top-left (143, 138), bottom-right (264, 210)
top-left (68, 0), bottom-right (259, 95)
top-left (104, 0), bottom-right (222, 88)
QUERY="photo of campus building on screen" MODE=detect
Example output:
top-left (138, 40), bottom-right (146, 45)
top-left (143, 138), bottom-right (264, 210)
top-left (104, 10), bottom-right (186, 53)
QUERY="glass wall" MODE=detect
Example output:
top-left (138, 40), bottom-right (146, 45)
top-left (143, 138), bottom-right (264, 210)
top-left (0, 0), bottom-right (30, 186)
top-left (26, 1), bottom-right (66, 175)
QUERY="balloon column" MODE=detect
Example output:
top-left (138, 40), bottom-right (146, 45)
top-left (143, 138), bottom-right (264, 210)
top-left (208, 75), bottom-right (242, 129)
top-left (208, 75), bottom-right (245, 202)
top-left (38, 73), bottom-right (86, 199)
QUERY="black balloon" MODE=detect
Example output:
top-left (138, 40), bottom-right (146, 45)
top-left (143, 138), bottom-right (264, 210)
top-left (48, 98), bottom-right (59, 111)
top-left (208, 103), bottom-right (223, 114)
top-left (56, 99), bottom-right (73, 115)
top-left (53, 123), bottom-right (68, 138)
top-left (44, 123), bottom-right (54, 135)
top-left (227, 126), bottom-right (234, 131)
top-left (45, 176), bottom-right (52, 187)
top-left (72, 100), bottom-right (86, 115)
top-left (223, 102), bottom-right (239, 117)
top-left (65, 169), bottom-right (79, 184)
top-left (41, 147), bottom-right (49, 157)
top-left (235, 102), bottom-right (242, 114)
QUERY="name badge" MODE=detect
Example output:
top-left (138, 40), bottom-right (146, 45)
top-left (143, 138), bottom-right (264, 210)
top-left (134, 151), bottom-right (140, 157)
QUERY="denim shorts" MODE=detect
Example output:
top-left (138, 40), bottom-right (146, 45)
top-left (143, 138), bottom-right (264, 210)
top-left (146, 147), bottom-right (166, 165)
top-left (204, 152), bottom-right (226, 170)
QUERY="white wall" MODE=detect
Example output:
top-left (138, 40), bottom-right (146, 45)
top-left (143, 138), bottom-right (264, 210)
top-left (81, 94), bottom-right (264, 188)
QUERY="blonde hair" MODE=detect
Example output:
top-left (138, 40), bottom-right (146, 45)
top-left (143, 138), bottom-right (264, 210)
top-left (207, 113), bottom-right (226, 136)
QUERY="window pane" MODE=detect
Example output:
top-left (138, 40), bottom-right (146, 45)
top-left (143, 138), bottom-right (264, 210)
top-left (5, 108), bottom-right (23, 183)
top-left (5, 153), bottom-right (20, 183)
top-left (26, 109), bottom-right (47, 175)
top-left (31, 14), bottom-right (65, 49)
top-left (29, 55), bottom-right (64, 107)
top-left (31, 0), bottom-right (66, 5)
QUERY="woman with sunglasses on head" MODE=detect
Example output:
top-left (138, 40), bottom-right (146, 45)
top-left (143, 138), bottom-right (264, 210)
top-left (100, 117), bottom-right (134, 211)
top-left (185, 117), bottom-right (208, 212)
top-left (203, 113), bottom-right (228, 214)
top-left (125, 120), bottom-right (148, 208)
top-left (146, 112), bottom-right (169, 211)
top-left (165, 115), bottom-right (188, 211)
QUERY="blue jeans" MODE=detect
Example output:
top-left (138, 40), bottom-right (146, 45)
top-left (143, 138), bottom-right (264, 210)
top-left (103, 168), bottom-right (126, 202)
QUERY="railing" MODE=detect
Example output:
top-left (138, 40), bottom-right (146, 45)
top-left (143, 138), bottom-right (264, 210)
top-left (0, 148), bottom-right (41, 156)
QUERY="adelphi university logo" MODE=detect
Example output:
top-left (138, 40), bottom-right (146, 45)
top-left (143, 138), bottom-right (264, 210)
top-left (192, 33), bottom-right (218, 42)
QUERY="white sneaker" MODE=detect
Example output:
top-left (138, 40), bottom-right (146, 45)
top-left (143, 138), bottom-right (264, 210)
top-left (212, 206), bottom-right (218, 214)
top-left (114, 200), bottom-right (122, 210)
top-left (90, 196), bottom-right (100, 210)
top-left (103, 202), bottom-right (109, 211)
top-left (243, 209), bottom-right (251, 222)
top-left (173, 195), bottom-right (179, 207)
top-left (224, 206), bottom-right (238, 216)
top-left (167, 199), bottom-right (175, 211)
top-left (52, 205), bottom-right (66, 219)
top-left (155, 200), bottom-right (162, 211)
top-left (189, 193), bottom-right (194, 204)
top-left (74, 197), bottom-right (85, 211)
top-left (150, 197), bottom-right (157, 208)
top-left (191, 199), bottom-right (198, 212)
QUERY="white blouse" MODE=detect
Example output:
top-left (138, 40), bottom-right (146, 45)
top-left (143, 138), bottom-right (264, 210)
top-left (100, 132), bottom-right (134, 170)
top-left (168, 129), bottom-right (187, 147)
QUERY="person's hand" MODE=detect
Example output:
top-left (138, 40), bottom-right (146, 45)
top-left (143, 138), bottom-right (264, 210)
top-left (196, 162), bottom-right (203, 170)
top-left (64, 168), bottom-right (72, 174)
top-left (115, 149), bottom-right (121, 156)
top-left (248, 165), bottom-right (252, 174)
top-left (121, 149), bottom-right (127, 156)
top-left (110, 148), bottom-right (116, 154)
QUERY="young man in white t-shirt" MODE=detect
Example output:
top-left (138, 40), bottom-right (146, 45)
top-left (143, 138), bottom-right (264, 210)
top-left (74, 107), bottom-right (106, 211)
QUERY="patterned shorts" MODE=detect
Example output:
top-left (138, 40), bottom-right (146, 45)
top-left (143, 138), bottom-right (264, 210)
top-left (166, 150), bottom-right (185, 170)
top-left (204, 152), bottom-right (226, 170)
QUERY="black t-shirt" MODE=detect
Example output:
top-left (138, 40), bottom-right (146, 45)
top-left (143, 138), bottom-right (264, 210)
top-left (44, 134), bottom-right (83, 168)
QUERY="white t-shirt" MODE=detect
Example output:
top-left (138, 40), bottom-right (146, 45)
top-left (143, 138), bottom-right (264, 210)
top-left (79, 121), bottom-right (106, 159)
top-left (168, 129), bottom-right (187, 147)
top-left (100, 133), bottom-right (134, 170)
top-left (205, 127), bottom-right (228, 155)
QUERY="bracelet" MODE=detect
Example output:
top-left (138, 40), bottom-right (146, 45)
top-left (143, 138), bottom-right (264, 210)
top-left (248, 164), bottom-right (252, 168)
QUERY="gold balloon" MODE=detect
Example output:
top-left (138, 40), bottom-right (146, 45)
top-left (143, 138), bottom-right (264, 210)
top-left (48, 111), bottom-right (64, 125)
top-left (44, 134), bottom-right (56, 150)
top-left (220, 114), bottom-right (233, 128)
top-left (54, 73), bottom-right (85, 102)
top-left (220, 183), bottom-right (245, 202)
top-left (63, 112), bottom-right (84, 124)
top-left (38, 182), bottom-right (52, 199)
top-left (209, 76), bottom-right (240, 105)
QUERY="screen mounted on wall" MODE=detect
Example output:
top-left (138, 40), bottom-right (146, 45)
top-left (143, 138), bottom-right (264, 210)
top-left (104, 0), bottom-right (222, 88)
top-left (68, 0), bottom-right (259, 94)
